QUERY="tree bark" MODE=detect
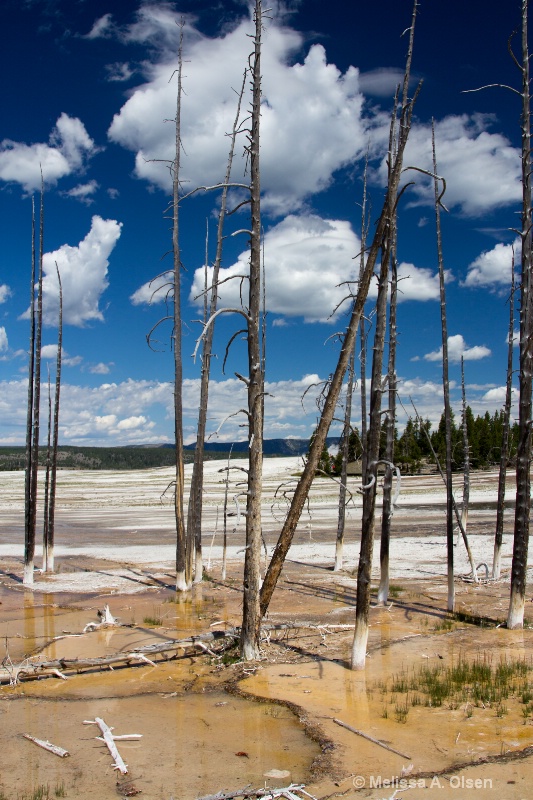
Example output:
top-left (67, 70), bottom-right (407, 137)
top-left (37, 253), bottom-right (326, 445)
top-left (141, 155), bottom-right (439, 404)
top-left (334, 346), bottom-right (355, 571)
top-left (508, 0), bottom-right (532, 628)
top-left (377, 229), bottom-right (398, 605)
top-left (45, 265), bottom-right (63, 573)
top-left (24, 198), bottom-right (36, 585)
top-left (43, 368), bottom-right (52, 571)
top-left (460, 356), bottom-right (470, 537)
top-left (172, 24), bottom-right (188, 593)
top-left (493, 260), bottom-right (515, 579)
top-left (432, 125), bottom-right (455, 612)
top-left (25, 189), bottom-right (44, 586)
top-left (240, 0), bottom-right (264, 660)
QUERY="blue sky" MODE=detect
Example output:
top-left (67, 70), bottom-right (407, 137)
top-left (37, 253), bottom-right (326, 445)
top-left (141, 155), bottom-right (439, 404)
top-left (0, 0), bottom-right (524, 446)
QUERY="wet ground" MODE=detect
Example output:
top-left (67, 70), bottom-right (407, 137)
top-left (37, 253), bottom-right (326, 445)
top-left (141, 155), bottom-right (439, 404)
top-left (2, 567), bottom-right (533, 800)
top-left (1, 462), bottom-right (533, 799)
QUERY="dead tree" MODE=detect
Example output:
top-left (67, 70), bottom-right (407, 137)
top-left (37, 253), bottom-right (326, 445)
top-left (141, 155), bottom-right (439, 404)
top-left (24, 198), bottom-right (37, 585)
top-left (493, 258), bottom-right (515, 579)
top-left (240, 0), bottom-right (265, 660)
top-left (350, 6), bottom-right (419, 669)
top-left (187, 72), bottom-right (247, 585)
top-left (334, 346), bottom-right (355, 571)
top-left (508, 0), bottom-right (533, 627)
top-left (260, 3), bottom-right (420, 653)
top-left (352, 120), bottom-right (397, 659)
top-left (335, 167), bottom-right (370, 572)
top-left (43, 368), bottom-right (52, 569)
top-left (359, 163), bottom-right (370, 481)
top-left (44, 265), bottom-right (62, 572)
top-left (460, 356), bottom-right (470, 536)
top-left (377, 220), bottom-right (398, 605)
top-left (170, 24), bottom-right (188, 592)
top-left (25, 188), bottom-right (44, 586)
top-left (432, 124), bottom-right (455, 612)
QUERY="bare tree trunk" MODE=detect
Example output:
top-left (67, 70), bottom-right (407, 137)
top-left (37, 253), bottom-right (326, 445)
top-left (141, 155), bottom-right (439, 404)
top-left (240, 0), bottom-right (264, 660)
top-left (377, 230), bottom-right (398, 605)
top-left (336, 160), bottom-right (371, 572)
top-left (351, 7), bottom-right (418, 669)
top-left (172, 24), bottom-right (188, 593)
top-left (508, 0), bottom-right (532, 628)
top-left (187, 73), bottom-right (247, 585)
top-left (493, 260), bottom-right (515, 579)
top-left (432, 125), bottom-right (455, 612)
top-left (359, 161), bottom-right (370, 481)
top-left (334, 346), bottom-right (355, 571)
top-left (352, 236), bottom-right (390, 664)
top-left (460, 356), bottom-right (470, 534)
top-left (260, 3), bottom-right (419, 626)
top-left (25, 188), bottom-right (44, 586)
top-left (43, 367), bottom-right (52, 571)
top-left (24, 198), bottom-right (37, 585)
top-left (46, 265), bottom-right (62, 573)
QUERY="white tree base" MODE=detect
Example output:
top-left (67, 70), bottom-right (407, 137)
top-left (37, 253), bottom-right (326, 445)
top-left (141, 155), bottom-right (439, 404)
top-left (350, 621), bottom-right (369, 670)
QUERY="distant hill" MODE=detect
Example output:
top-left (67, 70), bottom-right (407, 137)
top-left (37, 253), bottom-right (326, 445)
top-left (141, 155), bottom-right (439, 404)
top-left (0, 438), bottom-right (340, 471)
top-left (184, 437), bottom-right (340, 456)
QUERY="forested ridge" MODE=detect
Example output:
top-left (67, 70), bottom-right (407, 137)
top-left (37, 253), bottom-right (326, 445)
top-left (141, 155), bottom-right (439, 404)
top-left (322, 408), bottom-right (519, 475)
top-left (0, 438), bottom-right (340, 470)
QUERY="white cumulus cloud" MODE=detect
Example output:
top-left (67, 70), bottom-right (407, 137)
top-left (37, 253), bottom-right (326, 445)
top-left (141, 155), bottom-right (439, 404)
top-left (464, 239), bottom-right (519, 288)
top-left (188, 214), bottom-right (443, 323)
top-left (130, 271), bottom-right (173, 306)
top-left (190, 214), bottom-right (360, 323)
top-left (0, 327), bottom-right (7, 353)
top-left (24, 216), bottom-right (122, 327)
top-left (391, 114), bottom-right (521, 217)
top-left (108, 13), bottom-right (366, 215)
top-left (482, 386), bottom-right (518, 404)
top-left (424, 333), bottom-right (491, 363)
top-left (0, 114), bottom-right (97, 192)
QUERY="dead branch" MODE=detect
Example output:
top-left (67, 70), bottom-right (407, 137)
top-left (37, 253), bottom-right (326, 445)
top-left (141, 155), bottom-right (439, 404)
top-left (22, 734), bottom-right (70, 758)
top-left (333, 718), bottom-right (411, 759)
top-left (84, 717), bottom-right (139, 775)
top-left (193, 308), bottom-right (250, 361)
top-left (223, 329), bottom-right (248, 373)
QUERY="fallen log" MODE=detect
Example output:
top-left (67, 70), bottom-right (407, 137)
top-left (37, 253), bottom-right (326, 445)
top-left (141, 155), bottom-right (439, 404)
top-left (22, 734), bottom-right (70, 758)
top-left (0, 629), bottom-right (238, 685)
top-left (333, 718), bottom-right (411, 760)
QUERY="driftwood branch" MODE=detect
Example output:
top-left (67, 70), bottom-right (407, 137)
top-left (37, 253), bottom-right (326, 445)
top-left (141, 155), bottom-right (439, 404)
top-left (22, 734), bottom-right (70, 758)
top-left (84, 717), bottom-right (139, 775)
top-left (333, 718), bottom-right (411, 759)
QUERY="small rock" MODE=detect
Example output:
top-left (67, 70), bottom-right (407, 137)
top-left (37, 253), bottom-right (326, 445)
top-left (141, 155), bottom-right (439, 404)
top-left (263, 769), bottom-right (291, 781)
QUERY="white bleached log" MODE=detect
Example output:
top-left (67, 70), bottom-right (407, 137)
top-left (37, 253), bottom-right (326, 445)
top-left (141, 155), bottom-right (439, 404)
top-left (84, 717), bottom-right (141, 775)
top-left (23, 734), bottom-right (70, 758)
